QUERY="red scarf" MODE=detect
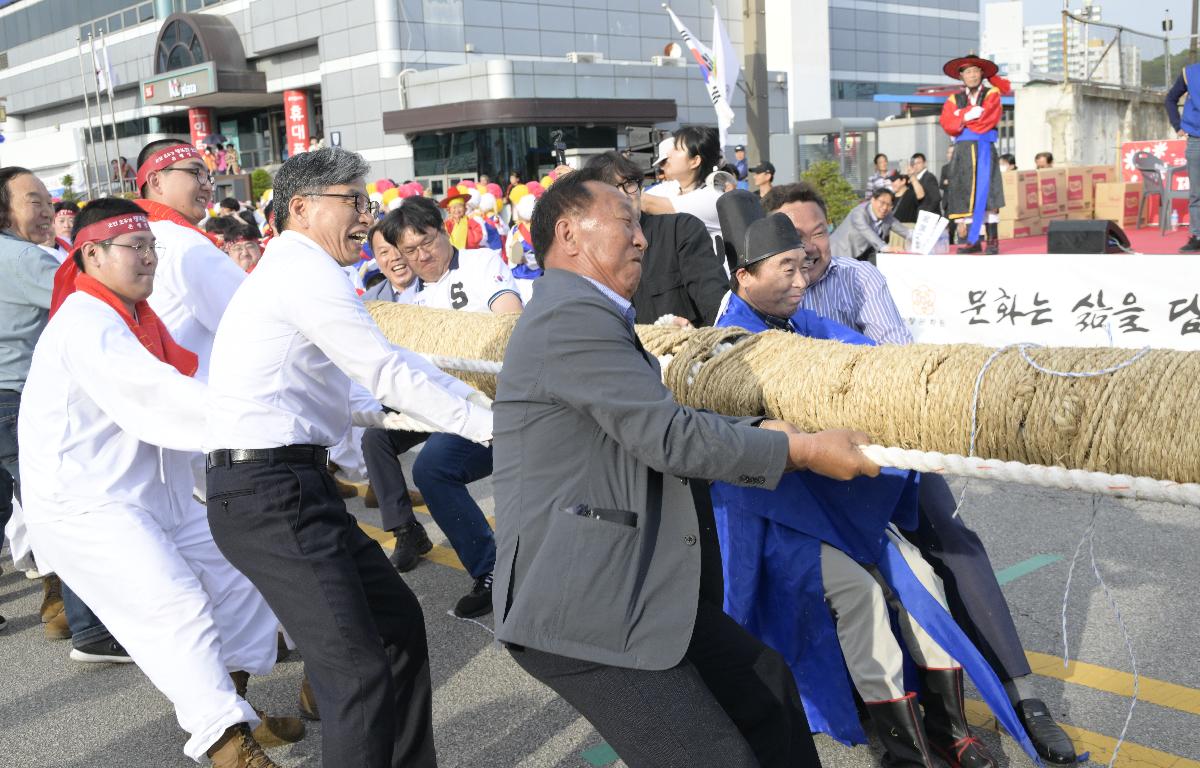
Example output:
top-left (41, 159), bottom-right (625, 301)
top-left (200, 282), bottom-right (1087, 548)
top-left (73, 272), bottom-right (198, 377)
top-left (133, 198), bottom-right (221, 248)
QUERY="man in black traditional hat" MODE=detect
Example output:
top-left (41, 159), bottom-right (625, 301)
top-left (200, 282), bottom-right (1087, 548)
top-left (940, 54), bottom-right (1011, 255)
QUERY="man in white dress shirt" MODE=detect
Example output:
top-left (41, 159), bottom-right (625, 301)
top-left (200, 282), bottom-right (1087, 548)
top-left (204, 147), bottom-right (492, 768)
top-left (20, 198), bottom-right (283, 767)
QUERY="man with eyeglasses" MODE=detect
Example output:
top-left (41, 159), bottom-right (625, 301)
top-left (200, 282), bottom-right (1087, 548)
top-left (580, 151), bottom-right (726, 328)
top-left (221, 225), bottom-right (263, 273)
top-left (204, 147), bottom-right (492, 768)
top-left (373, 195), bottom-right (520, 617)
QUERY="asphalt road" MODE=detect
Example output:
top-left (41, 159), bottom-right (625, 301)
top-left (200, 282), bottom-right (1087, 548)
top-left (1, 460), bottom-right (1196, 768)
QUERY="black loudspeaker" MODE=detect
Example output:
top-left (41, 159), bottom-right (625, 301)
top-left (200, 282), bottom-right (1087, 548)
top-left (1046, 219), bottom-right (1131, 254)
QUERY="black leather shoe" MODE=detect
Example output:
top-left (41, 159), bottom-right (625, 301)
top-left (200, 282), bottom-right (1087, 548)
top-left (1180, 236), bottom-right (1200, 253)
top-left (454, 572), bottom-right (493, 618)
top-left (1017, 698), bottom-right (1077, 764)
top-left (957, 241), bottom-right (984, 254)
top-left (389, 522), bottom-right (433, 572)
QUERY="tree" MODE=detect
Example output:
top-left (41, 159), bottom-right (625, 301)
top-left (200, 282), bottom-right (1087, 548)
top-left (59, 174), bottom-right (80, 203)
top-left (801, 160), bottom-right (858, 227)
top-left (250, 168), bottom-right (272, 203)
top-left (1142, 49), bottom-right (1191, 91)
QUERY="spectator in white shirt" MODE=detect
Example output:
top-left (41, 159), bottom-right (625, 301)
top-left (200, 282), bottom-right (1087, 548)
top-left (642, 126), bottom-right (724, 245)
top-left (204, 147), bottom-right (491, 768)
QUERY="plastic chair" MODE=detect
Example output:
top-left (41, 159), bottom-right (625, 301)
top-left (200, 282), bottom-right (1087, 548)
top-left (1133, 151), bottom-right (1189, 235)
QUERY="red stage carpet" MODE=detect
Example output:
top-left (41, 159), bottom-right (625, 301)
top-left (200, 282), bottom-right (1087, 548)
top-left (999, 224), bottom-right (1191, 255)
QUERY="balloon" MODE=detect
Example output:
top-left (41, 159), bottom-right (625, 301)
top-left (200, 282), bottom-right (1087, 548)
top-left (509, 184), bottom-right (529, 205)
top-left (515, 194), bottom-right (536, 222)
top-left (369, 191), bottom-right (384, 204)
top-left (395, 186), bottom-right (414, 199)
top-left (366, 182), bottom-right (378, 194)
top-left (375, 179), bottom-right (395, 192)
top-left (405, 182), bottom-right (424, 196)
top-left (479, 192), bottom-right (497, 213)
top-left (461, 179), bottom-right (477, 189)
top-left (387, 197), bottom-right (404, 211)
top-left (382, 188), bottom-right (399, 203)
top-left (486, 183), bottom-right (503, 198)
top-left (547, 170), bottom-right (559, 181)
top-left (456, 183), bottom-right (470, 195)
top-left (527, 181), bottom-right (545, 198)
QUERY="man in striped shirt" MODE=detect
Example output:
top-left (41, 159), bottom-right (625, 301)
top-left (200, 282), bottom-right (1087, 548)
top-left (762, 184), bottom-right (911, 345)
top-left (762, 181), bottom-right (1079, 766)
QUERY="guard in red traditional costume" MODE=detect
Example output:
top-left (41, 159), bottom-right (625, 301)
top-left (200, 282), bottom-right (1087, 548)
top-left (440, 190), bottom-right (484, 250)
top-left (939, 54), bottom-right (1012, 255)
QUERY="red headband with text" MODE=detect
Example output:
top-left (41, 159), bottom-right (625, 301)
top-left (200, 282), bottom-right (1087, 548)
top-left (135, 144), bottom-right (204, 189)
top-left (73, 214), bottom-right (152, 253)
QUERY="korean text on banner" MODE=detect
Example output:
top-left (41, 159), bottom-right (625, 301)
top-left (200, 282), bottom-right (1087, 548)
top-left (283, 90), bottom-right (312, 158)
top-left (876, 253), bottom-right (1200, 351)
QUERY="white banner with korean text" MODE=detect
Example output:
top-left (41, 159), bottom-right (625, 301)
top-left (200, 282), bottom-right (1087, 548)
top-left (876, 254), bottom-right (1200, 351)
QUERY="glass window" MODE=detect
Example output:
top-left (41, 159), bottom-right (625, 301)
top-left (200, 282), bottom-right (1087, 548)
top-left (107, 13), bottom-right (123, 32)
top-left (124, 10), bottom-right (138, 27)
top-left (140, 3), bottom-right (155, 22)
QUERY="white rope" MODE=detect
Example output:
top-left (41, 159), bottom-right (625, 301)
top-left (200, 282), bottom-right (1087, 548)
top-left (860, 445), bottom-right (1200, 507)
top-left (411, 352), bottom-right (1200, 507)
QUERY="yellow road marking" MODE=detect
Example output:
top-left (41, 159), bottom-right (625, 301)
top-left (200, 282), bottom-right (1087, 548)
top-left (358, 519), bottom-right (466, 571)
top-left (965, 700), bottom-right (1200, 768)
top-left (1026, 651), bottom-right (1200, 718)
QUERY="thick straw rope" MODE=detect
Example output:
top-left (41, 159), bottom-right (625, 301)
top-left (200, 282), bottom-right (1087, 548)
top-left (368, 302), bottom-right (1200, 505)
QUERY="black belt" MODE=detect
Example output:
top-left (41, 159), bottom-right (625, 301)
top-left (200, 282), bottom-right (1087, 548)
top-left (206, 445), bottom-right (329, 470)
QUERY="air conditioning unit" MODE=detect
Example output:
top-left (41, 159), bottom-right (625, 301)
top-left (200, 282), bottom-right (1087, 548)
top-left (566, 51), bottom-right (603, 64)
top-left (650, 55), bottom-right (686, 67)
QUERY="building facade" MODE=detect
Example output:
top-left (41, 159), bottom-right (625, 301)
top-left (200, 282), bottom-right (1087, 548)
top-left (0, 0), bottom-right (792, 198)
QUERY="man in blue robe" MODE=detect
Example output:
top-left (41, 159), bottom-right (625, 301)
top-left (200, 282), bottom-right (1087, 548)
top-left (711, 213), bottom-right (1039, 768)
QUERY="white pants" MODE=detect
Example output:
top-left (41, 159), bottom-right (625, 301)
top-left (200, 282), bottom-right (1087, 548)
top-left (27, 500), bottom-right (277, 760)
top-left (820, 527), bottom-right (958, 703)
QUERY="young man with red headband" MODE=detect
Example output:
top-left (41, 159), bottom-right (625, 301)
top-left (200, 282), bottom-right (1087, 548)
top-left (23, 197), bottom-right (291, 767)
top-left (133, 139), bottom-right (247, 381)
top-left (940, 54), bottom-right (1012, 255)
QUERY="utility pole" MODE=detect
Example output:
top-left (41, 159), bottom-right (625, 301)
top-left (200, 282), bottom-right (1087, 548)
top-left (743, 0), bottom-right (769, 163)
top-left (1191, 0), bottom-right (1198, 63)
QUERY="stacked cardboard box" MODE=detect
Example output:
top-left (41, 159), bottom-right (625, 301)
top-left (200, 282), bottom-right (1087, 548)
top-left (1093, 181), bottom-right (1141, 228)
top-left (1037, 168), bottom-right (1068, 228)
top-left (998, 170), bottom-right (1040, 238)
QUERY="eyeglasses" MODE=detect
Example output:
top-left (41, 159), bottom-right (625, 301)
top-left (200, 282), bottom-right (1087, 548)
top-left (160, 166), bottom-right (215, 186)
top-left (615, 178), bottom-right (643, 196)
top-left (224, 241), bottom-right (261, 256)
top-left (398, 232), bottom-right (441, 259)
top-left (304, 192), bottom-right (380, 216)
top-left (101, 239), bottom-right (157, 257)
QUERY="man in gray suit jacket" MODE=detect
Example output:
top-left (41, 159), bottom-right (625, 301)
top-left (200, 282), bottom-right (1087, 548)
top-left (491, 173), bottom-right (880, 768)
top-left (830, 187), bottom-right (913, 264)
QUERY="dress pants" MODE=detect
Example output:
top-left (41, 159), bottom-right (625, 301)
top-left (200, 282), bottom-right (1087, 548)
top-left (509, 599), bottom-right (820, 768)
top-left (26, 500), bottom-right (273, 759)
top-left (820, 529), bottom-right (957, 702)
top-left (907, 474), bottom-right (1032, 682)
top-left (360, 427), bottom-right (429, 532)
top-left (207, 459), bottom-right (436, 768)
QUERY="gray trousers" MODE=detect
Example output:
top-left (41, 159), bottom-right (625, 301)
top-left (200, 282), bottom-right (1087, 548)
top-left (821, 527), bottom-right (957, 702)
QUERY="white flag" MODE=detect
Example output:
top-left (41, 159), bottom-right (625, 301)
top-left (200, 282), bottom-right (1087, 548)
top-left (711, 5), bottom-right (739, 150)
top-left (665, 5), bottom-right (736, 144)
top-left (92, 34), bottom-right (115, 99)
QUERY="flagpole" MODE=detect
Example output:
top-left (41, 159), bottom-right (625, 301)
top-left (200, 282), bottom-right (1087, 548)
top-left (73, 35), bottom-right (101, 199)
top-left (99, 30), bottom-right (125, 194)
top-left (87, 33), bottom-right (115, 196)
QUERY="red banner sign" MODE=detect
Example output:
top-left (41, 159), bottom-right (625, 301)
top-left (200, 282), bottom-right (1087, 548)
top-left (283, 89), bottom-right (311, 158)
top-left (188, 107), bottom-right (214, 147)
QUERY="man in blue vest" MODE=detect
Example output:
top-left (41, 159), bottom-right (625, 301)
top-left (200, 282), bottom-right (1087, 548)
top-left (1165, 67), bottom-right (1200, 252)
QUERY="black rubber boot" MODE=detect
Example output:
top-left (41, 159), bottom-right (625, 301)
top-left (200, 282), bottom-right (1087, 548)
top-left (919, 668), bottom-right (996, 768)
top-left (985, 222), bottom-right (999, 254)
top-left (956, 239), bottom-right (983, 254)
top-left (866, 693), bottom-right (936, 768)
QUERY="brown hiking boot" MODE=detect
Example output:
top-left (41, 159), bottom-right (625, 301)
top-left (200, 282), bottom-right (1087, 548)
top-left (44, 607), bottom-right (71, 640)
top-left (40, 574), bottom-right (64, 622)
top-left (206, 724), bottom-right (280, 768)
top-left (229, 671), bottom-right (305, 747)
top-left (298, 674), bottom-right (319, 721)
